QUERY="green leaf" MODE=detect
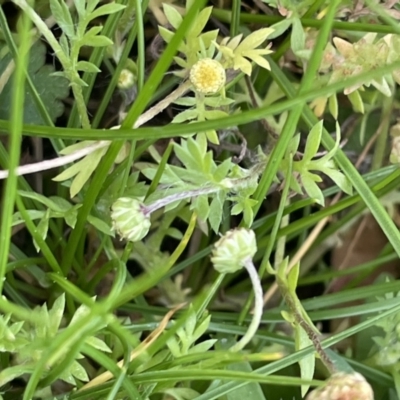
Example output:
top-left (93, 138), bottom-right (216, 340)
top-left (0, 41), bottom-right (69, 124)
top-left (159, 26), bottom-right (175, 44)
top-left (209, 191), bottom-right (225, 232)
top-left (192, 195), bottom-right (209, 221)
top-left (86, 2), bottom-right (126, 21)
top-left (226, 362), bottom-right (266, 400)
top-left (328, 94), bottom-right (338, 120)
top-left (18, 190), bottom-right (71, 213)
top-left (0, 365), bottom-right (36, 387)
top-left (291, 17), bottom-right (305, 55)
top-left (53, 146), bottom-right (108, 198)
top-left (174, 97), bottom-right (197, 106)
top-left (81, 25), bottom-right (103, 37)
top-left (85, 336), bottom-right (112, 353)
top-left (301, 173), bottom-right (324, 205)
top-left (49, 0), bottom-right (75, 38)
top-left (237, 28), bottom-right (273, 51)
top-left (204, 96), bottom-right (234, 107)
top-left (185, 305), bottom-right (197, 339)
top-left (33, 210), bottom-right (50, 252)
top-left (189, 339), bottom-right (217, 354)
top-left (205, 130), bottom-right (219, 144)
top-left (70, 360), bottom-right (89, 382)
top-left (87, 0), bottom-right (101, 13)
top-left (12, 210), bottom-right (45, 226)
top-left (303, 120), bottom-right (323, 162)
top-left (167, 335), bottom-right (182, 358)
top-left (193, 315), bottom-right (211, 341)
top-left (163, 4), bottom-right (183, 30)
top-left (213, 158), bottom-right (233, 182)
top-left (74, 0), bottom-right (86, 17)
top-left (268, 18), bottom-right (293, 40)
top-left (234, 56), bottom-right (252, 76)
top-left (295, 324), bottom-right (315, 397)
top-left (287, 262), bottom-right (299, 294)
top-left (87, 215), bottom-right (114, 236)
top-left (48, 294), bottom-right (65, 336)
top-left (187, 7), bottom-right (213, 38)
top-left (76, 60), bottom-right (101, 73)
top-left (64, 208), bottom-right (79, 228)
top-left (59, 33), bottom-right (70, 55)
top-left (172, 109), bottom-right (199, 123)
top-left (80, 34), bottom-right (113, 48)
top-left (347, 89), bottom-right (365, 114)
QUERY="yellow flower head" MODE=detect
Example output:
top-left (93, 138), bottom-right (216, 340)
top-left (189, 58), bottom-right (226, 94)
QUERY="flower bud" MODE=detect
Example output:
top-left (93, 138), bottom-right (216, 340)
top-left (306, 372), bottom-right (374, 400)
top-left (111, 197), bottom-right (150, 242)
top-left (118, 68), bottom-right (136, 90)
top-left (211, 228), bottom-right (257, 274)
top-left (190, 58), bottom-right (226, 95)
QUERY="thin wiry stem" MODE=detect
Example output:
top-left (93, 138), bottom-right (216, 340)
top-left (229, 258), bottom-right (263, 352)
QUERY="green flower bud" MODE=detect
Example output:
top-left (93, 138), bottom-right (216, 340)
top-left (306, 372), bottom-right (374, 400)
top-left (211, 228), bottom-right (257, 274)
top-left (190, 58), bottom-right (226, 95)
top-left (118, 68), bottom-right (136, 89)
top-left (111, 197), bottom-right (151, 242)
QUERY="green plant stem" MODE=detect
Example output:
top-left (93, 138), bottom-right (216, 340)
top-left (276, 276), bottom-right (336, 375)
top-left (274, 199), bottom-right (289, 270)
top-left (230, 0), bottom-right (241, 36)
top-left (12, 0), bottom-right (90, 128)
top-left (371, 95), bottom-right (393, 170)
top-left (134, 0), bottom-right (145, 92)
top-left (229, 258), bottom-right (263, 352)
top-left (0, 12), bottom-right (31, 294)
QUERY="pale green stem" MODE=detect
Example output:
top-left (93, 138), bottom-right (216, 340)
top-left (12, 0), bottom-right (91, 128)
top-left (274, 197), bottom-right (290, 270)
top-left (371, 94), bottom-right (393, 171)
top-left (229, 258), bottom-right (263, 352)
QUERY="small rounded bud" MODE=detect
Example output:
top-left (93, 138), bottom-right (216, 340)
top-left (190, 58), bottom-right (226, 94)
top-left (211, 228), bottom-right (257, 274)
top-left (111, 197), bottom-right (150, 242)
top-left (306, 372), bottom-right (374, 400)
top-left (118, 68), bottom-right (136, 89)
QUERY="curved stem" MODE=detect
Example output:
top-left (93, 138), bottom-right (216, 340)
top-left (229, 258), bottom-right (263, 352)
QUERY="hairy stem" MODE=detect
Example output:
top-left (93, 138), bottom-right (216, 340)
top-left (144, 186), bottom-right (219, 215)
top-left (278, 278), bottom-right (336, 374)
